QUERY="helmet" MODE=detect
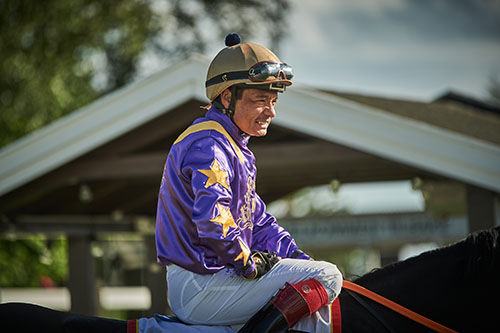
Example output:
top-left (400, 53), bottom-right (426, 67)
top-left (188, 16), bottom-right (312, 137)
top-left (205, 33), bottom-right (293, 102)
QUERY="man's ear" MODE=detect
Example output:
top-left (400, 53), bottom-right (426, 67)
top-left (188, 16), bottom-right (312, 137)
top-left (221, 89), bottom-right (232, 109)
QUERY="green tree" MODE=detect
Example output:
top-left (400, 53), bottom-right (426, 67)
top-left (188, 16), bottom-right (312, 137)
top-left (0, 0), bottom-right (290, 148)
top-left (0, 0), bottom-right (161, 147)
top-left (0, 235), bottom-right (68, 287)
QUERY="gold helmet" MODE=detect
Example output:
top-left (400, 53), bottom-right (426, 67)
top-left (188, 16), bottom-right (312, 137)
top-left (205, 33), bottom-right (293, 102)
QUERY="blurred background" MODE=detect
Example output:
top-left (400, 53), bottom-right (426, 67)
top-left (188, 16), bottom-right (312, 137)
top-left (1, 0), bottom-right (499, 320)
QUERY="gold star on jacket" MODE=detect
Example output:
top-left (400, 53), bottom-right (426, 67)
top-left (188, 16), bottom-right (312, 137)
top-left (234, 238), bottom-right (251, 266)
top-left (210, 202), bottom-right (237, 238)
top-left (198, 158), bottom-right (230, 190)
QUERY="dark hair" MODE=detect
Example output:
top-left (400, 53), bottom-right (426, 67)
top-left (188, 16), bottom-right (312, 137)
top-left (214, 86), bottom-right (245, 105)
top-left (233, 86), bottom-right (245, 100)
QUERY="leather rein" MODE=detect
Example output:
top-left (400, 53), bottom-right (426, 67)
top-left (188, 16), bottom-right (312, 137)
top-left (341, 281), bottom-right (457, 333)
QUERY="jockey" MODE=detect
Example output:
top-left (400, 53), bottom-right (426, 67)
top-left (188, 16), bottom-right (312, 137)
top-left (155, 33), bottom-right (343, 332)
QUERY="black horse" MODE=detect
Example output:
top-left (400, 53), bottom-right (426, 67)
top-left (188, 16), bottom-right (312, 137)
top-left (1, 226), bottom-right (499, 332)
top-left (340, 226), bottom-right (500, 332)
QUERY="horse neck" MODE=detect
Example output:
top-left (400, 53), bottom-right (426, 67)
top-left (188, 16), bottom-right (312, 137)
top-left (341, 241), bottom-right (467, 332)
top-left (341, 227), bottom-right (500, 332)
top-left (364, 243), bottom-right (465, 302)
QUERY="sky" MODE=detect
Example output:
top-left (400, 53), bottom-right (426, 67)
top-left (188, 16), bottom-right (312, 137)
top-left (279, 0), bottom-right (500, 102)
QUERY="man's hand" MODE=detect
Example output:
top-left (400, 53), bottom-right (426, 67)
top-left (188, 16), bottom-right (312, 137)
top-left (251, 250), bottom-right (280, 279)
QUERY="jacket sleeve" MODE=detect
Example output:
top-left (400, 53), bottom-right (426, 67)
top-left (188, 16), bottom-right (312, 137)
top-left (251, 193), bottom-right (311, 260)
top-left (181, 137), bottom-right (256, 275)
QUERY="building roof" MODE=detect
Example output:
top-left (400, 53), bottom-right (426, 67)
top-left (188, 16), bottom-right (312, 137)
top-left (327, 90), bottom-right (500, 145)
top-left (0, 55), bottom-right (207, 198)
top-left (0, 55), bottom-right (499, 219)
top-left (275, 87), bottom-right (500, 192)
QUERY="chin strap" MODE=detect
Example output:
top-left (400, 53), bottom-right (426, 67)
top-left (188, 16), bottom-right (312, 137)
top-left (212, 85), bottom-right (237, 120)
top-left (212, 100), bottom-right (234, 120)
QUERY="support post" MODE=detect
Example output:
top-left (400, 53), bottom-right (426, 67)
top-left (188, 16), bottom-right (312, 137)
top-left (68, 235), bottom-right (96, 315)
top-left (144, 235), bottom-right (168, 316)
top-left (466, 184), bottom-right (498, 233)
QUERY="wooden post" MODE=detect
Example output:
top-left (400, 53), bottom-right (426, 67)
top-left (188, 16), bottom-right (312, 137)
top-left (466, 184), bottom-right (498, 233)
top-left (144, 235), bottom-right (168, 316)
top-left (68, 235), bottom-right (96, 315)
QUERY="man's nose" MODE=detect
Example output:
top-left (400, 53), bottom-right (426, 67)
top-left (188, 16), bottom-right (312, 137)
top-left (265, 102), bottom-right (276, 118)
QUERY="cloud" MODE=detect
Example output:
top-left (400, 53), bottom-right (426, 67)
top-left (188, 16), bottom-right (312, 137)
top-left (283, 0), bottom-right (500, 99)
top-left (321, 0), bottom-right (500, 42)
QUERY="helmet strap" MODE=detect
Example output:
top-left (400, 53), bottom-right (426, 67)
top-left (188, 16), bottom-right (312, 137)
top-left (213, 86), bottom-right (237, 120)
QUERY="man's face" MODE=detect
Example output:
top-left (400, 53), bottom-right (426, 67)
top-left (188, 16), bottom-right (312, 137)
top-left (232, 89), bottom-right (278, 137)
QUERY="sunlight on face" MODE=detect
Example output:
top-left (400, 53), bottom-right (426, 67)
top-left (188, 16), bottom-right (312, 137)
top-left (232, 89), bottom-right (278, 137)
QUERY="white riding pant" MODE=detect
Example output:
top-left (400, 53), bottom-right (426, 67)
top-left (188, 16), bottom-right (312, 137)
top-left (166, 259), bottom-right (343, 332)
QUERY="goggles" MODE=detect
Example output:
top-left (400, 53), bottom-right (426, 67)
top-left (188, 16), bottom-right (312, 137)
top-left (248, 62), bottom-right (293, 81)
top-left (205, 62), bottom-right (293, 87)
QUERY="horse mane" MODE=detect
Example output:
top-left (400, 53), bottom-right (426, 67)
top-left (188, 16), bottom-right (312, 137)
top-left (352, 226), bottom-right (500, 285)
top-left (462, 225), bottom-right (500, 281)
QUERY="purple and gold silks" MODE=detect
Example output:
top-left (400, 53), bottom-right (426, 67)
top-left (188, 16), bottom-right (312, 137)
top-left (155, 106), bottom-right (309, 277)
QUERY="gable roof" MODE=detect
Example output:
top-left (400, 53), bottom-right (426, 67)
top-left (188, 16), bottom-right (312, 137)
top-left (327, 90), bottom-right (500, 145)
top-left (275, 88), bottom-right (500, 192)
top-left (0, 55), bottom-right (207, 197)
top-left (1, 55), bottom-right (499, 198)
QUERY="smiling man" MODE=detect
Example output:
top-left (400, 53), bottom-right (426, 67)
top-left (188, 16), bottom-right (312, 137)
top-left (155, 34), bottom-right (342, 332)
top-left (227, 88), bottom-right (277, 137)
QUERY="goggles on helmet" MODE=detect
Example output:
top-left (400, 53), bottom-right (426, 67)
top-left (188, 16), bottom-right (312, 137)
top-left (248, 62), bottom-right (293, 81)
top-left (205, 62), bottom-right (293, 88)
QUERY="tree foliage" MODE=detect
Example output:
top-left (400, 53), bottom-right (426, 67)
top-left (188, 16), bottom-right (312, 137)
top-left (0, 0), bottom-right (160, 147)
top-left (0, 235), bottom-right (68, 287)
top-left (0, 0), bottom-right (290, 148)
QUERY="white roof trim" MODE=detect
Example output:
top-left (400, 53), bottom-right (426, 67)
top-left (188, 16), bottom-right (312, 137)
top-left (0, 55), bottom-right (209, 196)
top-left (277, 88), bottom-right (500, 192)
top-left (1, 55), bottom-right (499, 197)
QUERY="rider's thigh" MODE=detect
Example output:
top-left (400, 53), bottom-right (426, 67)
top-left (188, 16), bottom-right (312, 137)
top-left (166, 259), bottom-right (342, 326)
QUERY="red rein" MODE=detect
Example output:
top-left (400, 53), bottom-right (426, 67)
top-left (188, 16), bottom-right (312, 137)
top-left (333, 281), bottom-right (457, 333)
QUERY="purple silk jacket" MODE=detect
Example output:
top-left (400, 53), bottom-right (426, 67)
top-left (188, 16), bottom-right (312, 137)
top-left (155, 106), bottom-right (309, 277)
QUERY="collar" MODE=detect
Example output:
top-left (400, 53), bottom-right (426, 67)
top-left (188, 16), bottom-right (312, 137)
top-left (206, 105), bottom-right (250, 147)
